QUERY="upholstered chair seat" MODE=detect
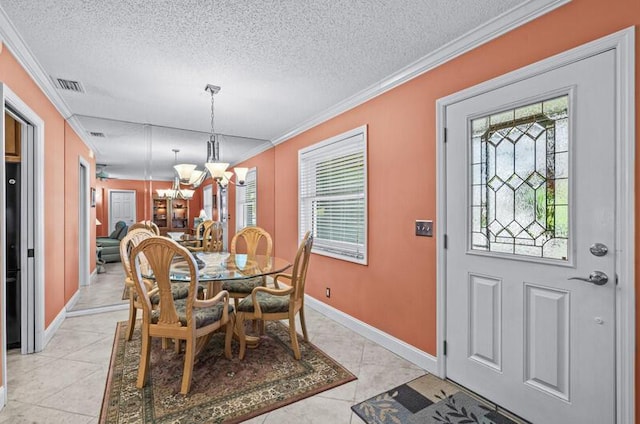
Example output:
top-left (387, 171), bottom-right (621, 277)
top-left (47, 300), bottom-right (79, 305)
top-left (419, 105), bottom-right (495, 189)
top-left (148, 282), bottom-right (203, 305)
top-left (236, 291), bottom-right (290, 314)
top-left (221, 277), bottom-right (263, 295)
top-left (151, 299), bottom-right (234, 329)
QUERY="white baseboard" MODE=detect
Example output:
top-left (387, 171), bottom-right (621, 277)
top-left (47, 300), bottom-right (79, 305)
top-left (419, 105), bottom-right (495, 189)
top-left (65, 291), bottom-right (80, 312)
top-left (43, 304), bottom-right (67, 349)
top-left (66, 303), bottom-right (128, 318)
top-left (42, 290), bottom-right (86, 348)
top-left (90, 268), bottom-right (97, 283)
top-left (305, 295), bottom-right (438, 373)
top-left (0, 385), bottom-right (6, 411)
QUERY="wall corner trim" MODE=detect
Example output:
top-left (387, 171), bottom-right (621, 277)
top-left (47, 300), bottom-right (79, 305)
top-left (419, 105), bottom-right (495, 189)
top-left (270, 0), bottom-right (570, 146)
top-left (305, 295), bottom-right (438, 373)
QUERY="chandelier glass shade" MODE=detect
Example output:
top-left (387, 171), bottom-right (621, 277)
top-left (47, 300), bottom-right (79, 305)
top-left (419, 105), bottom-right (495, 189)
top-left (157, 149), bottom-right (195, 200)
top-left (174, 163), bottom-right (197, 183)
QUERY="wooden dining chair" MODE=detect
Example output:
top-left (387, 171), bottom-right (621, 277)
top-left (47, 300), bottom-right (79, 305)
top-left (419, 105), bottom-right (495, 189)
top-left (119, 228), bottom-right (156, 341)
top-left (130, 236), bottom-right (234, 395)
top-left (120, 228), bottom-right (195, 341)
top-left (236, 231), bottom-right (313, 360)
top-left (202, 221), bottom-right (224, 252)
top-left (184, 219), bottom-right (212, 250)
top-left (222, 226), bottom-right (273, 308)
top-left (129, 220), bottom-right (160, 235)
top-left (187, 221), bottom-right (223, 253)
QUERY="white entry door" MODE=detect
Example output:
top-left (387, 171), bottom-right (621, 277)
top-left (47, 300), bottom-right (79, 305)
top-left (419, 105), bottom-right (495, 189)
top-left (109, 190), bottom-right (136, 233)
top-left (445, 50), bottom-right (615, 423)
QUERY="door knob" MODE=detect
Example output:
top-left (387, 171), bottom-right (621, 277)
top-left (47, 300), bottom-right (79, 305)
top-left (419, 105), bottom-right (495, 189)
top-left (568, 271), bottom-right (608, 286)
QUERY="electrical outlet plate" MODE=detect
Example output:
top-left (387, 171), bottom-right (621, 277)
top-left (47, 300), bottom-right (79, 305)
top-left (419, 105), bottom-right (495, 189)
top-left (415, 220), bottom-right (433, 237)
top-left (325, 287), bottom-right (331, 298)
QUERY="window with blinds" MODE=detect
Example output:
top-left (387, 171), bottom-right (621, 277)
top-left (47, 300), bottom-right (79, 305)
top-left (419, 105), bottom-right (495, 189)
top-left (202, 184), bottom-right (213, 220)
top-left (299, 125), bottom-right (367, 264)
top-left (236, 168), bottom-right (257, 231)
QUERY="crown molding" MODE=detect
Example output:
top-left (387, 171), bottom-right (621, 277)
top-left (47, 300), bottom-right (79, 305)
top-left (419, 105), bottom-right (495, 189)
top-left (270, 0), bottom-right (571, 145)
top-left (0, 5), bottom-right (98, 154)
top-left (232, 141), bottom-right (274, 166)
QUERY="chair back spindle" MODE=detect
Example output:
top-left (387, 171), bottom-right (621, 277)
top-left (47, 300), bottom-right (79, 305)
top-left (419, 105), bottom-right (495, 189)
top-left (231, 226), bottom-right (273, 257)
top-left (291, 231), bottom-right (313, 301)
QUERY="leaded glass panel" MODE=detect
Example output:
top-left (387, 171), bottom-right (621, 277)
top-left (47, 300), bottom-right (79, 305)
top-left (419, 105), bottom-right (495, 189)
top-left (470, 95), bottom-right (569, 260)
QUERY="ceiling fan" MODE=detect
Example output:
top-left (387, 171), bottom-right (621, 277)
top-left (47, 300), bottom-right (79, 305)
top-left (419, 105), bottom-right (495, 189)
top-left (96, 164), bottom-right (114, 181)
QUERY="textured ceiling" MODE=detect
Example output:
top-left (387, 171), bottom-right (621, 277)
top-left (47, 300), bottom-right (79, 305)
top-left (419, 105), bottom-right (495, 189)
top-left (1, 0), bottom-right (528, 179)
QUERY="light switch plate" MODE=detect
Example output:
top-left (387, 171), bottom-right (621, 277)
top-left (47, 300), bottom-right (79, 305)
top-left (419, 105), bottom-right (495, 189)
top-left (415, 220), bottom-right (433, 237)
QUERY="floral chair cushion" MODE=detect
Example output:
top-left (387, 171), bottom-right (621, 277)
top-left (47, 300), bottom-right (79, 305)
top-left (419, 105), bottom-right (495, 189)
top-left (237, 290), bottom-right (290, 314)
top-left (149, 283), bottom-right (204, 305)
top-left (221, 277), bottom-right (263, 294)
top-left (151, 298), bottom-right (234, 329)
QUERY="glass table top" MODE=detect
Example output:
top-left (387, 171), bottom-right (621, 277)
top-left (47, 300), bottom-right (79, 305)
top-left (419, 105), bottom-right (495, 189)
top-left (168, 252), bottom-right (292, 282)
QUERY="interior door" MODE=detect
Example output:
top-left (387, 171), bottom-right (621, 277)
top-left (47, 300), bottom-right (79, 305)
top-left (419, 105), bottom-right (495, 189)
top-left (109, 190), bottom-right (136, 233)
top-left (445, 50), bottom-right (615, 423)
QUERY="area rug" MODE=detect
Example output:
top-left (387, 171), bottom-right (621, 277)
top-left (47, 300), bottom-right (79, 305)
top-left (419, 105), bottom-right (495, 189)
top-left (352, 374), bottom-right (527, 424)
top-left (100, 321), bottom-right (356, 423)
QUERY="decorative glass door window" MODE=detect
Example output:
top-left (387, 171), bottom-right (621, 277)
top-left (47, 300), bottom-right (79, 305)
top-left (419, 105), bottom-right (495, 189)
top-left (470, 95), bottom-right (569, 260)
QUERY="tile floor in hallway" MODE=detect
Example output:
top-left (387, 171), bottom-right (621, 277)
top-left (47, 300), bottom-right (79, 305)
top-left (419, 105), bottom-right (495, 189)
top-left (69, 263), bottom-right (127, 311)
top-left (0, 266), bottom-right (426, 423)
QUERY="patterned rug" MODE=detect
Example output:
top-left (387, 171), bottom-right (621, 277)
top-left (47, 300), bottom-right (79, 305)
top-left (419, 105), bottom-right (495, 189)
top-left (352, 374), bottom-right (526, 424)
top-left (100, 320), bottom-right (356, 423)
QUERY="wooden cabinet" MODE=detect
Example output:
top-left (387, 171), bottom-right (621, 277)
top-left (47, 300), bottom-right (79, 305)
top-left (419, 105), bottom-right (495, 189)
top-left (152, 197), bottom-right (189, 234)
top-left (171, 199), bottom-right (189, 229)
top-left (152, 198), bottom-right (169, 231)
top-left (5, 113), bottom-right (21, 163)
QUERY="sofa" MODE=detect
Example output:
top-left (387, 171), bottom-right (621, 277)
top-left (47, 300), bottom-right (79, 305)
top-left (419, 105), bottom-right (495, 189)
top-left (96, 221), bottom-right (128, 263)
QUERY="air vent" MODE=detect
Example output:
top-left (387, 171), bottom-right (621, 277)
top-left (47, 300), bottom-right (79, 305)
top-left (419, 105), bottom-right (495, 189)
top-left (53, 77), bottom-right (85, 93)
top-left (89, 131), bottom-right (105, 137)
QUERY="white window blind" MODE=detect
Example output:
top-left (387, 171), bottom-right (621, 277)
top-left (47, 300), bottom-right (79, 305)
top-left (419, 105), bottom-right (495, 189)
top-left (236, 168), bottom-right (257, 231)
top-left (299, 126), bottom-right (367, 264)
top-left (202, 184), bottom-right (213, 220)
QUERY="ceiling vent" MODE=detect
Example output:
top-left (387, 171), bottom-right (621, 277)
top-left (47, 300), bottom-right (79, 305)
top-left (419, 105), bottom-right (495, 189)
top-left (89, 131), bottom-right (105, 137)
top-left (52, 77), bottom-right (85, 93)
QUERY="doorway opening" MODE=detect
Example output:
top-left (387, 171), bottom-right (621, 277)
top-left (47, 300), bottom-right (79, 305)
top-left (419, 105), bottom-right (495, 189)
top-left (5, 110), bottom-right (22, 350)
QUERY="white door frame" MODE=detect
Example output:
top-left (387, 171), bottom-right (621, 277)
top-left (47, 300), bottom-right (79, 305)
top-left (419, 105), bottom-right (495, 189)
top-left (78, 157), bottom-right (90, 286)
top-left (436, 27), bottom-right (635, 423)
top-left (0, 84), bottom-right (46, 406)
top-left (107, 189), bottom-right (136, 233)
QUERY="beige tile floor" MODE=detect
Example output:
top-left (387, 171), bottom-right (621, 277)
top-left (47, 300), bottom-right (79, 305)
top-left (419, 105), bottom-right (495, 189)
top-left (0, 269), bottom-right (426, 423)
top-left (69, 263), bottom-right (128, 311)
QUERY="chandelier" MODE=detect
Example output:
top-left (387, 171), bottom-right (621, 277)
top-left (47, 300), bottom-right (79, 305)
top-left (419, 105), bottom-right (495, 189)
top-left (173, 84), bottom-right (248, 189)
top-left (156, 149), bottom-right (195, 200)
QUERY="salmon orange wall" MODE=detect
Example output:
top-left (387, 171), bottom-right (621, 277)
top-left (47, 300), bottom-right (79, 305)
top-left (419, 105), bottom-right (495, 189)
top-left (270, 0), bottom-right (640, 417)
top-left (225, 148), bottom-right (276, 248)
top-left (0, 49), bottom-right (95, 330)
top-left (96, 179), bottom-right (202, 237)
